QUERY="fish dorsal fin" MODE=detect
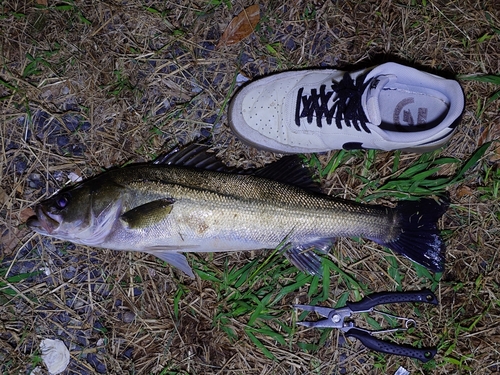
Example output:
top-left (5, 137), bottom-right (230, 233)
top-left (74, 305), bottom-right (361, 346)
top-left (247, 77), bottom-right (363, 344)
top-left (154, 141), bottom-right (236, 173)
top-left (155, 140), bottom-right (320, 192)
top-left (253, 156), bottom-right (321, 193)
top-left (146, 249), bottom-right (195, 278)
top-left (120, 198), bottom-right (175, 229)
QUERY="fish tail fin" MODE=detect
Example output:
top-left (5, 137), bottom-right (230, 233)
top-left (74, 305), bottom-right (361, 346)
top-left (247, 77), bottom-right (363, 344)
top-left (376, 197), bottom-right (449, 272)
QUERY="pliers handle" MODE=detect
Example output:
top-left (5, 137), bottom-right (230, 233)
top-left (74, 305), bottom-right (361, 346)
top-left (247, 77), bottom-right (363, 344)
top-left (294, 289), bottom-right (438, 362)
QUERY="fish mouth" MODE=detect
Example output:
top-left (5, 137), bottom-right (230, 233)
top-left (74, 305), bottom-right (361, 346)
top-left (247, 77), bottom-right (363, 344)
top-left (27, 205), bottom-right (60, 235)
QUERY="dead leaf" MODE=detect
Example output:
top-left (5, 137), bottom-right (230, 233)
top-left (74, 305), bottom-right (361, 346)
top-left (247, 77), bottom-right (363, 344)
top-left (217, 5), bottom-right (260, 48)
top-left (1, 226), bottom-right (30, 256)
top-left (0, 208), bottom-right (35, 256)
top-left (456, 185), bottom-right (474, 198)
top-left (490, 142), bottom-right (500, 163)
top-left (478, 118), bottom-right (500, 163)
top-left (21, 207), bottom-right (36, 222)
top-left (0, 187), bottom-right (11, 209)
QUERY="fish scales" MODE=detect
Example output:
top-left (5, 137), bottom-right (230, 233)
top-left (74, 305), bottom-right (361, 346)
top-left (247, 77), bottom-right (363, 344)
top-left (110, 166), bottom-right (394, 245)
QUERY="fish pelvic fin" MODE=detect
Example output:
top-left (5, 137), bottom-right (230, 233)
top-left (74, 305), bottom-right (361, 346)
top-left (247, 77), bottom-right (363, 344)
top-left (146, 249), bottom-right (195, 278)
top-left (375, 197), bottom-right (449, 273)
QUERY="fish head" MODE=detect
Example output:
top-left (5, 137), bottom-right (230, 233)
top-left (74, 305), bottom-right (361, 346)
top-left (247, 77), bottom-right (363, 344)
top-left (27, 176), bottom-right (124, 246)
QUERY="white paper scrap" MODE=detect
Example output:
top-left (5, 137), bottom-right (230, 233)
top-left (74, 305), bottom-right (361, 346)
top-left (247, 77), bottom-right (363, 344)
top-left (236, 73), bottom-right (250, 85)
top-left (40, 338), bottom-right (70, 375)
top-left (394, 366), bottom-right (410, 375)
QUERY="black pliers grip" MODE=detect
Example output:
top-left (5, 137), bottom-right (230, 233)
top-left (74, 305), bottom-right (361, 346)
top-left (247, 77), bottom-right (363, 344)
top-left (294, 289), bottom-right (438, 362)
top-left (345, 289), bottom-right (438, 312)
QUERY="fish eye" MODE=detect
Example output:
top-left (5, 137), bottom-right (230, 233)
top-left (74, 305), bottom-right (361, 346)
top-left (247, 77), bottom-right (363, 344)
top-left (56, 194), bottom-right (70, 209)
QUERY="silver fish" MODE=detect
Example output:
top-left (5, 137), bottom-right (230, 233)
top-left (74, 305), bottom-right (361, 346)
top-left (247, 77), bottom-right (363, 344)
top-left (27, 143), bottom-right (448, 278)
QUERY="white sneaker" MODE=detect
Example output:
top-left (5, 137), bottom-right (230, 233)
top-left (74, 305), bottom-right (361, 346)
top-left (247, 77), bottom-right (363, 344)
top-left (228, 62), bottom-right (464, 153)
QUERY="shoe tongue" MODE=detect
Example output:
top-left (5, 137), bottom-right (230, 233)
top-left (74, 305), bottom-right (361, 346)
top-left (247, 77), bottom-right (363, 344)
top-left (362, 75), bottom-right (393, 125)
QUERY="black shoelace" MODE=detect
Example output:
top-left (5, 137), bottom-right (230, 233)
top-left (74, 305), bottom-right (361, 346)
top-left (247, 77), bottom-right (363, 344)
top-left (294, 72), bottom-right (371, 133)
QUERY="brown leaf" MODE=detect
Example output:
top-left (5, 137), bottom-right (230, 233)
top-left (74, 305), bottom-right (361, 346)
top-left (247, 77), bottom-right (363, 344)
top-left (1, 227), bottom-right (30, 256)
top-left (490, 142), bottom-right (500, 163)
top-left (478, 118), bottom-right (500, 163)
top-left (217, 5), bottom-right (260, 48)
top-left (456, 185), bottom-right (474, 198)
top-left (0, 187), bottom-right (11, 209)
top-left (0, 208), bottom-right (35, 256)
top-left (21, 207), bottom-right (36, 222)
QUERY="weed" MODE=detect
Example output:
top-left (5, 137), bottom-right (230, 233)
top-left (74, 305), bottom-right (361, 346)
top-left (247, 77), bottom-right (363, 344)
top-left (302, 6), bottom-right (316, 21)
top-left (105, 70), bottom-right (136, 97)
top-left (362, 143), bottom-right (490, 201)
top-left (410, 0), bottom-right (428, 7)
top-left (478, 162), bottom-right (500, 202)
top-left (0, 268), bottom-right (41, 304)
top-left (191, 248), bottom-right (334, 359)
top-left (195, 0), bottom-right (232, 17)
top-left (44, 1), bottom-right (92, 25)
top-left (23, 52), bottom-right (51, 78)
top-left (459, 73), bottom-right (500, 117)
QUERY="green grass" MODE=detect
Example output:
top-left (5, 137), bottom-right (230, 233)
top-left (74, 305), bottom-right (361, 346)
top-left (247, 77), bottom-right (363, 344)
top-left (459, 73), bottom-right (500, 117)
top-left (478, 160), bottom-right (500, 204)
top-left (191, 250), bottom-right (332, 359)
top-left (308, 143), bottom-right (491, 202)
top-left (0, 268), bottom-right (40, 305)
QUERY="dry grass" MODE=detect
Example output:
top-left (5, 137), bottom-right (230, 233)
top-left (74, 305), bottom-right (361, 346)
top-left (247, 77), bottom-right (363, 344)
top-left (1, 0), bottom-right (500, 374)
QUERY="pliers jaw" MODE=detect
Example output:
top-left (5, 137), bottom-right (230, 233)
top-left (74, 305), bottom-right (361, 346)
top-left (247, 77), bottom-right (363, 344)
top-left (294, 305), bottom-right (352, 330)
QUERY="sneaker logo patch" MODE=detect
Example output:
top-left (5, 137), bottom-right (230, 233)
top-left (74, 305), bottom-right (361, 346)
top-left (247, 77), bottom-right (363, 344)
top-left (394, 98), bottom-right (428, 125)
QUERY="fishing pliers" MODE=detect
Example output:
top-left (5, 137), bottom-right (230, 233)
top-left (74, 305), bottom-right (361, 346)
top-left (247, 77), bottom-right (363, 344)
top-left (294, 289), bottom-right (438, 362)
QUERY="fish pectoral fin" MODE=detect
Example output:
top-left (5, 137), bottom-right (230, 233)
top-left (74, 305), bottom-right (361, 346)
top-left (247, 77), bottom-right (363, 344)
top-left (120, 198), bottom-right (175, 229)
top-left (146, 250), bottom-right (195, 279)
top-left (283, 240), bottom-right (334, 277)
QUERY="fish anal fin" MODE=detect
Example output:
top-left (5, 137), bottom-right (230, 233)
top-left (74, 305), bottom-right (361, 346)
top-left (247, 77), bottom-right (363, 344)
top-left (146, 249), bottom-right (195, 278)
top-left (306, 238), bottom-right (336, 254)
top-left (283, 239), bottom-right (334, 276)
top-left (121, 198), bottom-right (175, 229)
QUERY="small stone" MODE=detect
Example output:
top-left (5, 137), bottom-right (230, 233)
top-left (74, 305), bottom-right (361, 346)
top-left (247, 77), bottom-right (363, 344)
top-left (121, 311), bottom-right (135, 323)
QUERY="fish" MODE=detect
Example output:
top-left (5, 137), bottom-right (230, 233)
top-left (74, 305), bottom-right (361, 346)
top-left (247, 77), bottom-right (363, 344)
top-left (27, 142), bottom-right (449, 278)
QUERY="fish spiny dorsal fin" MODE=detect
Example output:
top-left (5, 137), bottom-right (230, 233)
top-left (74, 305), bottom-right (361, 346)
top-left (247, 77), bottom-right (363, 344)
top-left (154, 140), bottom-right (237, 173)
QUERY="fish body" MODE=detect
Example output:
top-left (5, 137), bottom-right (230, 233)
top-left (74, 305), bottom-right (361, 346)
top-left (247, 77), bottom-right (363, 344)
top-left (28, 145), bottom-right (448, 277)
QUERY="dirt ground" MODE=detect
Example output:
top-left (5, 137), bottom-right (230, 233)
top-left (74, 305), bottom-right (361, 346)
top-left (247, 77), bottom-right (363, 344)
top-left (1, 1), bottom-right (499, 374)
